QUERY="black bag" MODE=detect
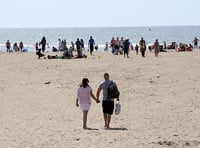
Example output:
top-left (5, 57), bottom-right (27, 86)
top-left (108, 81), bottom-right (120, 99)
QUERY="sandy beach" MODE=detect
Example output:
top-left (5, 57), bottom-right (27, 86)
top-left (0, 50), bottom-right (200, 148)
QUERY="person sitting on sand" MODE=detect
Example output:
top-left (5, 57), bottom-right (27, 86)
top-left (52, 46), bottom-right (58, 52)
top-left (47, 52), bottom-right (87, 59)
top-left (35, 42), bottom-right (45, 59)
top-left (63, 47), bottom-right (74, 59)
top-left (76, 78), bottom-right (100, 129)
top-left (47, 55), bottom-right (63, 59)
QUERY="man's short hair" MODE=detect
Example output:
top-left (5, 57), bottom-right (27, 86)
top-left (104, 73), bottom-right (109, 79)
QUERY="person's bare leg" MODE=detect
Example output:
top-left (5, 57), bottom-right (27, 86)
top-left (83, 110), bottom-right (88, 129)
top-left (107, 115), bottom-right (112, 128)
top-left (104, 114), bottom-right (107, 127)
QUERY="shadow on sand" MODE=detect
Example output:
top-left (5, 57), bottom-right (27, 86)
top-left (82, 127), bottom-right (128, 131)
top-left (83, 128), bottom-right (98, 130)
top-left (105, 127), bottom-right (128, 131)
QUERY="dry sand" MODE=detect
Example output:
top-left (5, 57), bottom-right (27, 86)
top-left (0, 50), bottom-right (200, 148)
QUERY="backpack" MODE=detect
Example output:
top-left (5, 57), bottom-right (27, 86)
top-left (108, 81), bottom-right (120, 99)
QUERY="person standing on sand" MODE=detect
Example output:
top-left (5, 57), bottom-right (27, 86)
top-left (76, 78), bottom-right (100, 129)
top-left (19, 41), bottom-right (24, 52)
top-left (119, 37), bottom-right (124, 50)
top-left (58, 39), bottom-right (62, 51)
top-left (80, 39), bottom-right (85, 51)
top-left (154, 39), bottom-right (160, 57)
top-left (139, 37), bottom-right (146, 57)
top-left (39, 36), bottom-right (46, 52)
top-left (123, 39), bottom-right (130, 58)
top-left (6, 40), bottom-right (11, 52)
top-left (76, 38), bottom-right (82, 58)
top-left (96, 73), bottom-right (119, 128)
top-left (135, 44), bottom-right (139, 55)
top-left (88, 36), bottom-right (95, 56)
top-left (104, 42), bottom-right (108, 51)
top-left (193, 37), bottom-right (199, 49)
top-left (110, 37), bottom-right (116, 54)
top-left (114, 37), bottom-right (120, 55)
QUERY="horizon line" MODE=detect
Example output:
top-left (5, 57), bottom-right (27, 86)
top-left (0, 25), bottom-right (200, 29)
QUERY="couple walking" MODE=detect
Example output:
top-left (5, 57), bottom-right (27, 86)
top-left (76, 73), bottom-right (119, 129)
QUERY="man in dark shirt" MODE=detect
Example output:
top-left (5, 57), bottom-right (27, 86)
top-left (88, 36), bottom-right (95, 56)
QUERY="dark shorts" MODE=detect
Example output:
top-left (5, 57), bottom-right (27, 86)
top-left (115, 45), bottom-right (119, 49)
top-left (102, 100), bottom-right (114, 115)
top-left (90, 45), bottom-right (94, 52)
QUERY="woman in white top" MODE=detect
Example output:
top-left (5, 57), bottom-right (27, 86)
top-left (76, 78), bottom-right (100, 129)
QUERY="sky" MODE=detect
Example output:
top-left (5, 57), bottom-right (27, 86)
top-left (0, 0), bottom-right (199, 28)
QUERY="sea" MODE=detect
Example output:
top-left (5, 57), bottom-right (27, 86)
top-left (0, 26), bottom-right (199, 52)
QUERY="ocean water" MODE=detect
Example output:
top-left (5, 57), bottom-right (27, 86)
top-left (0, 26), bottom-right (199, 52)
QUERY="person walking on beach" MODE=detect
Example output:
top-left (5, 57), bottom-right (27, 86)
top-left (123, 39), bottom-right (130, 58)
top-left (80, 39), bottom-right (85, 51)
top-left (135, 44), bottom-right (139, 55)
top-left (193, 37), bottom-right (199, 49)
top-left (119, 37), bottom-right (124, 50)
top-left (139, 37), bottom-right (146, 57)
top-left (88, 36), bottom-right (95, 56)
top-left (104, 42), bottom-right (108, 51)
top-left (58, 39), bottom-right (62, 51)
top-left (6, 40), bottom-right (11, 52)
top-left (39, 36), bottom-right (47, 52)
top-left (114, 37), bottom-right (120, 55)
top-left (154, 39), bottom-right (160, 57)
top-left (96, 73), bottom-right (119, 128)
top-left (110, 37), bottom-right (115, 54)
top-left (76, 78), bottom-right (100, 129)
top-left (76, 38), bottom-right (82, 58)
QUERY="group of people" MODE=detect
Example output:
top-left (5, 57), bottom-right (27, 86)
top-left (36, 36), bottom-right (95, 59)
top-left (110, 37), bottom-right (136, 58)
top-left (109, 36), bottom-right (200, 58)
top-left (109, 36), bottom-right (156, 58)
top-left (51, 36), bottom-right (95, 59)
top-left (76, 73), bottom-right (119, 129)
top-left (5, 36), bottom-right (199, 58)
top-left (5, 40), bottom-right (24, 52)
top-left (71, 36), bottom-right (95, 57)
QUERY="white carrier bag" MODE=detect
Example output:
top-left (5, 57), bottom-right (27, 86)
top-left (115, 101), bottom-right (121, 115)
